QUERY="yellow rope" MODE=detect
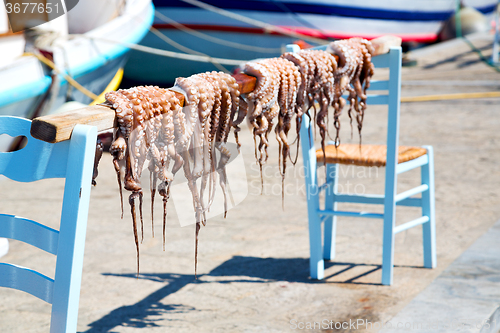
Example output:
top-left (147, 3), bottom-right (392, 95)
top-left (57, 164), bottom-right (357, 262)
top-left (90, 68), bottom-right (124, 105)
top-left (29, 51), bottom-right (99, 100)
top-left (401, 91), bottom-right (500, 103)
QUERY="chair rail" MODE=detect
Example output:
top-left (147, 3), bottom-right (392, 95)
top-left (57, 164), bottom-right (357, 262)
top-left (0, 263), bottom-right (54, 303)
top-left (0, 214), bottom-right (59, 254)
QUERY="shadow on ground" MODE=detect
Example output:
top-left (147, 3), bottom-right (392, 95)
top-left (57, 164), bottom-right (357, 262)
top-left (83, 256), bottom-right (426, 332)
top-left (421, 41), bottom-right (492, 69)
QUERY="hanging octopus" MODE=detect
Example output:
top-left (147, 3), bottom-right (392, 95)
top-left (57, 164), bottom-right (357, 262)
top-left (345, 38), bottom-right (375, 141)
top-left (280, 51), bottom-right (310, 163)
top-left (267, 58), bottom-right (301, 205)
top-left (328, 38), bottom-right (374, 145)
top-left (171, 71), bottom-right (240, 276)
top-left (241, 57), bottom-right (301, 202)
top-left (241, 60), bottom-right (280, 190)
top-left (105, 86), bottom-right (184, 275)
top-left (211, 73), bottom-right (240, 218)
top-left (284, 50), bottom-right (337, 163)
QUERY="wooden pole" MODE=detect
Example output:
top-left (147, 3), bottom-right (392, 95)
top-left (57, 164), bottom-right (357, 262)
top-left (30, 74), bottom-right (258, 143)
top-left (30, 36), bottom-right (401, 143)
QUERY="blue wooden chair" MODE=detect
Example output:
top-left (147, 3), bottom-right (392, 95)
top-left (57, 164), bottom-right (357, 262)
top-left (0, 116), bottom-right (97, 332)
top-left (299, 47), bottom-right (436, 285)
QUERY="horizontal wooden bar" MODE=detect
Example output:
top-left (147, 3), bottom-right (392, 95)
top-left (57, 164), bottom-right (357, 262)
top-left (30, 35), bottom-right (401, 143)
top-left (234, 72), bottom-right (256, 94)
top-left (371, 35), bottom-right (402, 57)
top-left (31, 104), bottom-right (116, 143)
top-left (30, 74), bottom-right (257, 143)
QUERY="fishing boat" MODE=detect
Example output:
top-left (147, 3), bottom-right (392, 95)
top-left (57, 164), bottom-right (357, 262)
top-left (123, 0), bottom-right (499, 85)
top-left (0, 0), bottom-right (154, 120)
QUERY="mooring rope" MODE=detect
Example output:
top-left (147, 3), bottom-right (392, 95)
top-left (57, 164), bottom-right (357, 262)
top-left (154, 11), bottom-right (283, 53)
top-left (178, 0), bottom-right (328, 45)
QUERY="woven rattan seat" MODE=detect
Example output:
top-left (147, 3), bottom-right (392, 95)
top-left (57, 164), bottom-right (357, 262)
top-left (316, 144), bottom-right (428, 167)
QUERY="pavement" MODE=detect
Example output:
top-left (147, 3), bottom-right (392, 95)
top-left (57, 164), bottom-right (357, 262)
top-left (1, 32), bottom-right (500, 332)
top-left (379, 219), bottom-right (500, 333)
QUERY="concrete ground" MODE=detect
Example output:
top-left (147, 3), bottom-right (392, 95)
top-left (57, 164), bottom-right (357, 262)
top-left (1, 33), bottom-right (500, 332)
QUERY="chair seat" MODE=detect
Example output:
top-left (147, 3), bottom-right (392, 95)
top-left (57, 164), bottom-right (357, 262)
top-left (316, 144), bottom-right (427, 167)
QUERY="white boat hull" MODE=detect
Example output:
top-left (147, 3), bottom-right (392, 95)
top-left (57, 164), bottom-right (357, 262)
top-left (0, 0), bottom-right (154, 119)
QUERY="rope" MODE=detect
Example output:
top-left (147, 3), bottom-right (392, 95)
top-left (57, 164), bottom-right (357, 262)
top-left (90, 68), bottom-right (124, 105)
top-left (269, 0), bottom-right (328, 38)
top-left (148, 26), bottom-right (230, 72)
top-left (462, 36), bottom-right (500, 73)
top-left (401, 91), bottom-right (500, 102)
top-left (30, 51), bottom-right (99, 100)
top-left (154, 11), bottom-right (283, 53)
top-left (74, 34), bottom-right (248, 65)
top-left (178, 0), bottom-right (328, 45)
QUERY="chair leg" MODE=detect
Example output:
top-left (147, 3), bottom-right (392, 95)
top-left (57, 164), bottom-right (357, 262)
top-left (308, 211), bottom-right (324, 280)
top-left (306, 174), bottom-right (324, 279)
top-left (304, 161), bottom-right (324, 280)
top-left (307, 180), bottom-right (324, 279)
top-left (323, 164), bottom-right (338, 260)
top-left (381, 204), bottom-right (396, 285)
top-left (302, 118), bottom-right (324, 280)
top-left (421, 146), bottom-right (436, 268)
top-left (382, 162), bottom-right (397, 286)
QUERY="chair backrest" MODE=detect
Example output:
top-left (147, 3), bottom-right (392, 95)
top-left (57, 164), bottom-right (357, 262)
top-left (0, 116), bottom-right (97, 333)
top-left (299, 46), bottom-right (403, 180)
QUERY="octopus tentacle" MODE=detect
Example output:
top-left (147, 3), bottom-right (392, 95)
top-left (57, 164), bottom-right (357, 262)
top-left (194, 73), bottom-right (219, 214)
top-left (129, 191), bottom-right (141, 276)
top-left (109, 130), bottom-right (127, 218)
top-left (174, 79), bottom-right (206, 226)
top-left (281, 52), bottom-right (309, 165)
top-left (232, 98), bottom-right (248, 149)
top-left (149, 162), bottom-right (156, 237)
top-left (214, 73), bottom-right (239, 216)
